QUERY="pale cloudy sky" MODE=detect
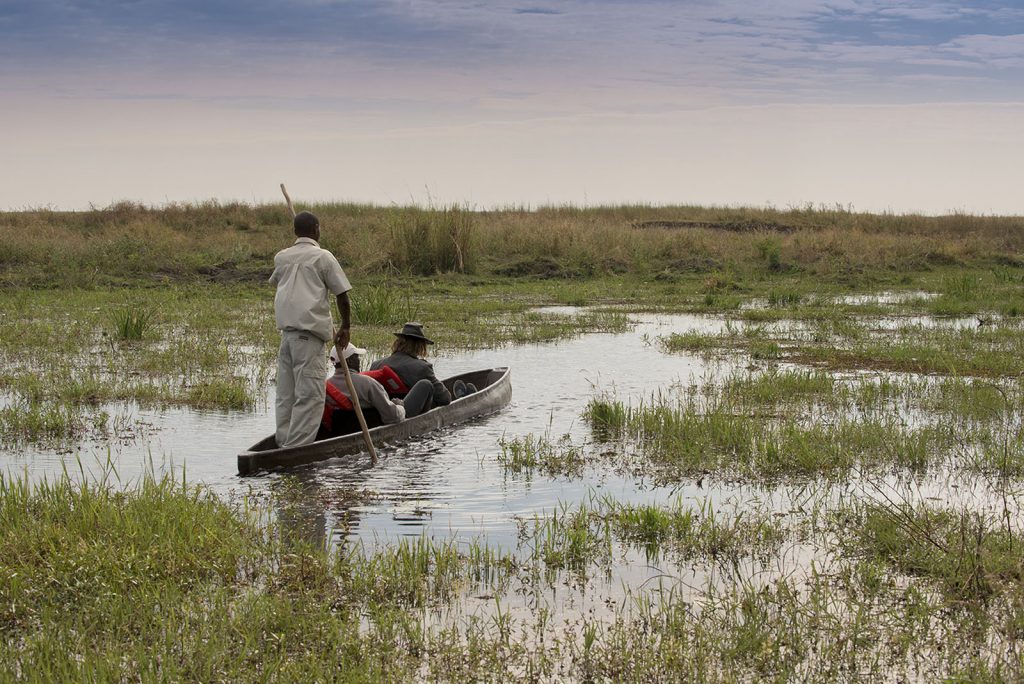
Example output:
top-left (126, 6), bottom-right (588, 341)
top-left (2, 1), bottom-right (1022, 213)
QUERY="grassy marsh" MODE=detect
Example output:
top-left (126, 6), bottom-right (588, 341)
top-left (0, 284), bottom-right (627, 444)
top-left (6, 469), bottom-right (1023, 681)
top-left (582, 367), bottom-right (1024, 482)
top-left (5, 202), bottom-right (1024, 679)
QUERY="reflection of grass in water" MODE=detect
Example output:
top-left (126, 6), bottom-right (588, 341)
top-left (605, 496), bottom-right (784, 563)
top-left (513, 495), bottom-right (785, 576)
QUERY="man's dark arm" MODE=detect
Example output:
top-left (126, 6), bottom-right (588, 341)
top-left (334, 291), bottom-right (351, 349)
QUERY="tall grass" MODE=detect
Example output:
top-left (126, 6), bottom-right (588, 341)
top-left (385, 205), bottom-right (476, 275)
top-left (2, 201), bottom-right (1022, 286)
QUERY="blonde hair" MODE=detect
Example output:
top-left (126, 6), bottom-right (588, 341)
top-left (393, 336), bottom-right (428, 358)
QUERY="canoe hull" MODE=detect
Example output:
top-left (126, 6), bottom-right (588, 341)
top-left (238, 367), bottom-right (510, 475)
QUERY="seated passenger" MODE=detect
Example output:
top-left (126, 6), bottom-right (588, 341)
top-left (320, 343), bottom-right (405, 438)
top-left (367, 322), bottom-right (452, 414)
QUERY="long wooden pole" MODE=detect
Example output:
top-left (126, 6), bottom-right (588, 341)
top-left (280, 184), bottom-right (379, 464)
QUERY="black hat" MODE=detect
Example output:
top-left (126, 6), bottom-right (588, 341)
top-left (394, 322), bottom-right (434, 345)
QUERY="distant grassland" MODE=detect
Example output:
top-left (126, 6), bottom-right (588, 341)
top-left (2, 201), bottom-right (1022, 288)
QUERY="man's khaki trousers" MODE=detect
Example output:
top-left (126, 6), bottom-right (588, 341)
top-left (275, 330), bottom-right (326, 448)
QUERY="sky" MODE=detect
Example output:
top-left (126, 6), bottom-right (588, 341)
top-left (2, 1), bottom-right (1023, 214)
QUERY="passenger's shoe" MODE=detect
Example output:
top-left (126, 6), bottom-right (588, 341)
top-left (453, 380), bottom-right (477, 399)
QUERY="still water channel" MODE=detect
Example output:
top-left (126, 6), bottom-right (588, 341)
top-left (3, 310), bottom-right (744, 551)
top-left (2, 306), bottom-right (1011, 551)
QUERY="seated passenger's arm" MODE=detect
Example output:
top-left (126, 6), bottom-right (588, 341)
top-left (369, 380), bottom-right (406, 423)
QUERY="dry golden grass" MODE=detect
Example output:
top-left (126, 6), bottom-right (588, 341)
top-left (1, 201), bottom-right (1021, 287)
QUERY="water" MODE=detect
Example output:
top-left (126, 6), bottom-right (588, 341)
top-left (7, 304), bottom-right (1022, 678)
top-left (4, 312), bottom-right (745, 545)
top-left (4, 309), bottom-right (1016, 549)
top-left (6, 305), bottom-right (1023, 653)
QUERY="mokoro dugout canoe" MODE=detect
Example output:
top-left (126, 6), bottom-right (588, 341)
top-left (238, 367), bottom-right (511, 475)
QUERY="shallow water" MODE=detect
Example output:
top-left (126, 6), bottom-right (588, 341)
top-left (2, 312), bottom-right (743, 546)
top-left (5, 308), bottom-right (1019, 544)
top-left (6, 305), bottom-right (1024, 647)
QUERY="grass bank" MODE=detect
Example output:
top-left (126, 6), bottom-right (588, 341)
top-left (2, 201), bottom-right (1022, 288)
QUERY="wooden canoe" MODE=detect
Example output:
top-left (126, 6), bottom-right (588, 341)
top-left (237, 367), bottom-right (511, 475)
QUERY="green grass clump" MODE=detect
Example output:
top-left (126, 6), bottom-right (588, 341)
top-left (110, 308), bottom-right (155, 341)
top-left (352, 282), bottom-right (417, 325)
top-left (498, 433), bottom-right (586, 478)
top-left (721, 368), bottom-right (834, 407)
top-left (850, 502), bottom-right (1024, 601)
top-left (584, 392), bottom-right (947, 481)
top-left (660, 331), bottom-right (722, 354)
top-left (0, 400), bottom-right (88, 444)
top-left (521, 502), bottom-right (612, 574)
top-left (605, 497), bottom-right (784, 563)
top-left (185, 377), bottom-right (255, 409)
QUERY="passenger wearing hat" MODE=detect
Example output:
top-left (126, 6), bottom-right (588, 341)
top-left (321, 343), bottom-right (435, 438)
top-left (369, 322), bottom-right (452, 411)
top-left (270, 210), bottom-right (352, 448)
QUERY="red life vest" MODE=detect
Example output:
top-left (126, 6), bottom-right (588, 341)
top-left (321, 381), bottom-right (353, 430)
top-left (361, 365), bottom-right (409, 396)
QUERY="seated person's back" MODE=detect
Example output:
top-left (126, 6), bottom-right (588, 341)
top-left (369, 322), bottom-right (451, 413)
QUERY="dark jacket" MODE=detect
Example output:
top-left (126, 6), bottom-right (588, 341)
top-left (370, 351), bottom-right (451, 407)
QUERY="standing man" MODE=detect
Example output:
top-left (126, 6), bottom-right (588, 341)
top-left (270, 210), bottom-right (352, 448)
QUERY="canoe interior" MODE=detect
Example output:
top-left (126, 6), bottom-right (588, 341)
top-left (238, 367), bottom-right (510, 474)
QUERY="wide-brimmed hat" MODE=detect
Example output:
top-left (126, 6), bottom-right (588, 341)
top-left (329, 342), bottom-right (367, 364)
top-left (393, 322), bottom-right (434, 345)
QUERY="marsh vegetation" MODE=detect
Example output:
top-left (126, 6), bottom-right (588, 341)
top-left (2, 202), bottom-right (1024, 679)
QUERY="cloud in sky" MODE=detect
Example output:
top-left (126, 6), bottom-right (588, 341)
top-left (5, 0), bottom-right (1022, 103)
top-left (1, 1), bottom-right (1022, 211)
